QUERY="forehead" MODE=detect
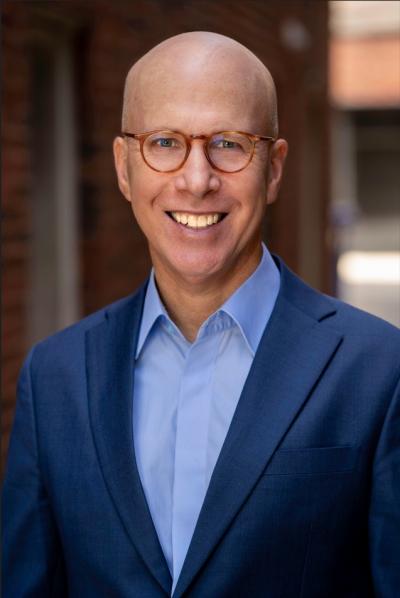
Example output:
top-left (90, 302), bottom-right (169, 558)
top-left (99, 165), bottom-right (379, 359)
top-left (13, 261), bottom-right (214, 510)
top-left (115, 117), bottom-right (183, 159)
top-left (129, 48), bottom-right (268, 133)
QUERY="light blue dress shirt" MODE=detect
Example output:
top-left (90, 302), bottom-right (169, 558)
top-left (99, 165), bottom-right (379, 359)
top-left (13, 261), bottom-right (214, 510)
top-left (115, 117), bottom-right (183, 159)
top-left (133, 244), bottom-right (280, 593)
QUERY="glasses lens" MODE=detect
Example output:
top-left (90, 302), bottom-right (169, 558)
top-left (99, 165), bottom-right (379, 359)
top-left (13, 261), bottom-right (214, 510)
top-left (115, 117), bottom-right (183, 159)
top-left (208, 132), bottom-right (253, 172)
top-left (143, 131), bottom-right (187, 171)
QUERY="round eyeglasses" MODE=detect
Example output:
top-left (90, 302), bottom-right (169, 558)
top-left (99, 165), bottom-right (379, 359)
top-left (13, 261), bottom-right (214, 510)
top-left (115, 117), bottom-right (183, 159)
top-left (121, 129), bottom-right (276, 173)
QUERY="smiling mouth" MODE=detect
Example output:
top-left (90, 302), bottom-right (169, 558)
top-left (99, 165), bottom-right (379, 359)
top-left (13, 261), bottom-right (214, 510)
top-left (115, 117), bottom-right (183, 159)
top-left (167, 211), bottom-right (227, 229)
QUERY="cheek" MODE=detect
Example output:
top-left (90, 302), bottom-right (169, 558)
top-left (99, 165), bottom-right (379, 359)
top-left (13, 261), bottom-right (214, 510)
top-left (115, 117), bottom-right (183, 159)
top-left (126, 173), bottom-right (152, 227)
top-left (233, 171), bottom-right (268, 213)
top-left (128, 163), bottom-right (145, 196)
top-left (128, 168), bottom-right (156, 210)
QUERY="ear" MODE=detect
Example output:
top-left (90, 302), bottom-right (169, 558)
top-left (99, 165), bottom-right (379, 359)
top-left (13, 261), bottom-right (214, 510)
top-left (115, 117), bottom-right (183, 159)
top-left (266, 139), bottom-right (288, 205)
top-left (113, 136), bottom-right (132, 202)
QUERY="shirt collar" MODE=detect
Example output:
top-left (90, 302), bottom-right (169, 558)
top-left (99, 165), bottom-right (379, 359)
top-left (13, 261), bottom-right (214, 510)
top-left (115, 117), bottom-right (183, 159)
top-left (219, 244), bottom-right (280, 355)
top-left (136, 270), bottom-right (169, 358)
top-left (136, 243), bottom-right (280, 358)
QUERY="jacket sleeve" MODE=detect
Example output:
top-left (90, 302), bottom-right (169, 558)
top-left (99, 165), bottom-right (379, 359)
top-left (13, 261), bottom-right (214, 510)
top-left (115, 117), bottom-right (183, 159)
top-left (2, 349), bottom-right (67, 597)
top-left (369, 374), bottom-right (400, 598)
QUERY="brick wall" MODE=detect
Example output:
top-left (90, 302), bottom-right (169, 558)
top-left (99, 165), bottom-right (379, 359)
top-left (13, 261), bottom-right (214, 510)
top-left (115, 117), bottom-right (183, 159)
top-left (2, 0), bottom-right (330, 470)
top-left (3, 6), bottom-right (33, 469)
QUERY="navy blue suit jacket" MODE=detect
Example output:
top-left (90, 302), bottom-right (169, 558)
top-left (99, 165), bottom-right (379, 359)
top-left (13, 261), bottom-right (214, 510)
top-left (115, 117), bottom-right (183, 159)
top-left (3, 258), bottom-right (400, 597)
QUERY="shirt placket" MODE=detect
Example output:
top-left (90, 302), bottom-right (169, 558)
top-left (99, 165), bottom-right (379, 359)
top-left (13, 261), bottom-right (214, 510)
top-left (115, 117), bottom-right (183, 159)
top-left (170, 331), bottom-right (220, 590)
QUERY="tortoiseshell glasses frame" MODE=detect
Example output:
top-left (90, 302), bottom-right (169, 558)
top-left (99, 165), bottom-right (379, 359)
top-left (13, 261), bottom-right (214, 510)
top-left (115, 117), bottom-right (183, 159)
top-left (121, 129), bottom-right (276, 173)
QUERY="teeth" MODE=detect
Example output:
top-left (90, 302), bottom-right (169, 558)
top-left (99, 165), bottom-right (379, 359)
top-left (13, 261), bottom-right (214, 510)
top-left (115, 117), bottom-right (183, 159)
top-left (170, 212), bottom-right (223, 228)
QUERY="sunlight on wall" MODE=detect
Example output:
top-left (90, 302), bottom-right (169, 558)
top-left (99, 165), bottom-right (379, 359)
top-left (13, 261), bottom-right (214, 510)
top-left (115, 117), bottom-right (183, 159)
top-left (338, 251), bottom-right (400, 285)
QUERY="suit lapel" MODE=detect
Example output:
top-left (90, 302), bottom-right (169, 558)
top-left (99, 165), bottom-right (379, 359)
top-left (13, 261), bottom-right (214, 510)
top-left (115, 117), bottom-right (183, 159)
top-left (173, 265), bottom-right (342, 597)
top-left (86, 288), bottom-right (172, 595)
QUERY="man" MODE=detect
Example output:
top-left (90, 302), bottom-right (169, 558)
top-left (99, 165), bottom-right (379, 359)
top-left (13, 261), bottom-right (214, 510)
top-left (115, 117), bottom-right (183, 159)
top-left (3, 31), bottom-right (400, 597)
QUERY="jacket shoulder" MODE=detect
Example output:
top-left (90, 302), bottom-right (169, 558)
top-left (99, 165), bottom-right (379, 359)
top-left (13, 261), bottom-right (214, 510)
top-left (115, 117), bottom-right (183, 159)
top-left (28, 284), bottom-right (147, 365)
top-left (328, 294), bottom-right (399, 338)
top-left (276, 255), bottom-right (400, 344)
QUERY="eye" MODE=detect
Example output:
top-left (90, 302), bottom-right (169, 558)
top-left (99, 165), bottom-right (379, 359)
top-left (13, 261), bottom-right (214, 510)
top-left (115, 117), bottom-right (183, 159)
top-left (152, 137), bottom-right (181, 149)
top-left (210, 135), bottom-right (246, 152)
top-left (158, 138), bottom-right (173, 147)
top-left (215, 139), bottom-right (238, 149)
top-left (225, 140), bottom-right (239, 149)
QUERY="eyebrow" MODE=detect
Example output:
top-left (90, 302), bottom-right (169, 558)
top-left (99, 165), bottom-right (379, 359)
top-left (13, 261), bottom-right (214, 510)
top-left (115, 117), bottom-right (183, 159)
top-left (131, 125), bottom-right (249, 135)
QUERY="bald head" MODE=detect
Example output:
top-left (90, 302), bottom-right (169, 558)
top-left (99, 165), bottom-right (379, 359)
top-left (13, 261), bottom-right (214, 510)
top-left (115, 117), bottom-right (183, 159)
top-left (121, 32), bottom-right (278, 137)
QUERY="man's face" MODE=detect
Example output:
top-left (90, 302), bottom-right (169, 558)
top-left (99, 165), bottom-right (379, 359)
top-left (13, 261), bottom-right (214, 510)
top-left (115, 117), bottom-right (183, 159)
top-left (114, 52), bottom-right (287, 288)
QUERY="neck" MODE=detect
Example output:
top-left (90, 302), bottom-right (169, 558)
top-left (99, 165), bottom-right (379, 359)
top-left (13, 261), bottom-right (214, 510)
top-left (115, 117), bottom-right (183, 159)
top-left (152, 246), bottom-right (263, 342)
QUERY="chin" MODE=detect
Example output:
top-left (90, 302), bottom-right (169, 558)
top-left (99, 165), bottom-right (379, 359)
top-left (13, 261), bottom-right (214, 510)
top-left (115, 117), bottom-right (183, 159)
top-left (175, 260), bottom-right (221, 282)
top-left (167, 251), bottom-right (226, 282)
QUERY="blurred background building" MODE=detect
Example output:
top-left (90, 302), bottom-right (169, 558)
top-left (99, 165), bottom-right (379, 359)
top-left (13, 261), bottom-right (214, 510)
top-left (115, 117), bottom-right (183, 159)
top-left (2, 0), bottom-right (399, 469)
top-left (330, 0), bottom-right (400, 324)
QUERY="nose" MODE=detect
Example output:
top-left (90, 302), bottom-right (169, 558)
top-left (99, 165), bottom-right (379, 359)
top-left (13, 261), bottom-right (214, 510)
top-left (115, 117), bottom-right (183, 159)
top-left (174, 140), bottom-right (220, 199)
